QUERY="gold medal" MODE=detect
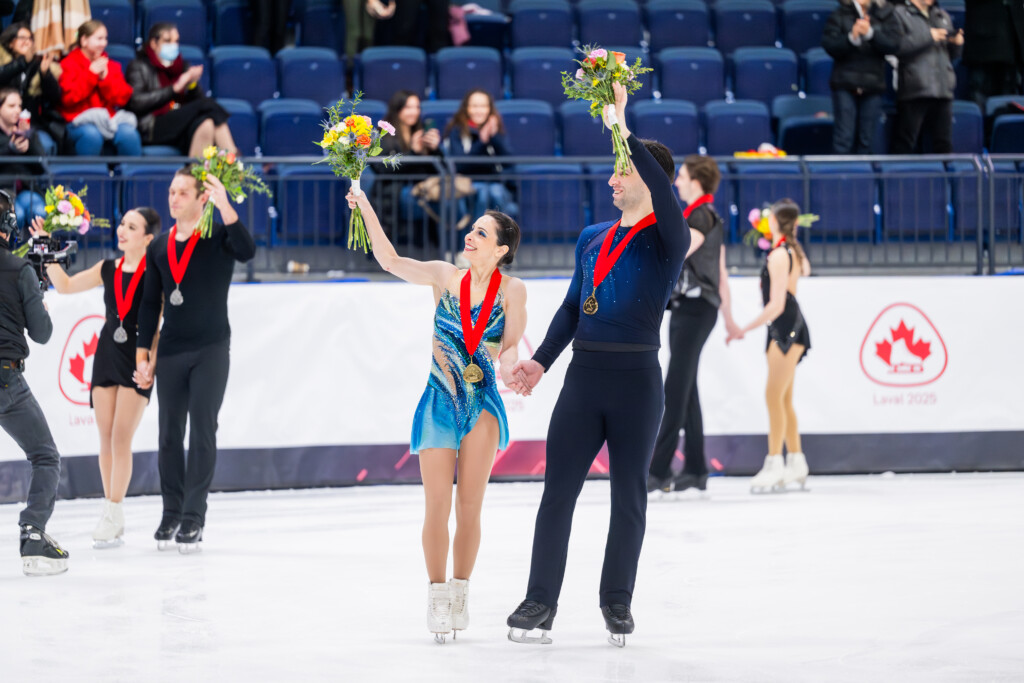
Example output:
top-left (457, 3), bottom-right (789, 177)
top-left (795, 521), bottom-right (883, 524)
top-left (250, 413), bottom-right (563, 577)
top-left (583, 293), bottom-right (598, 315)
top-left (463, 363), bottom-right (484, 383)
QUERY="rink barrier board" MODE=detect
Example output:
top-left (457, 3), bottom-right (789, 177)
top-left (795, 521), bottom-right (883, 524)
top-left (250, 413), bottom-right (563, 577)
top-left (2, 430), bottom-right (1023, 505)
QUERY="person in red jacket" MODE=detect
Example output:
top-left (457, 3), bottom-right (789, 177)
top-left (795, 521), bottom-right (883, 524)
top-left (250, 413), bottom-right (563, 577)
top-left (58, 20), bottom-right (141, 156)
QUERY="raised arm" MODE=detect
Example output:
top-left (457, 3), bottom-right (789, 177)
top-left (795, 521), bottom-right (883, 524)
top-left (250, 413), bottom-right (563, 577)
top-left (346, 190), bottom-right (456, 290)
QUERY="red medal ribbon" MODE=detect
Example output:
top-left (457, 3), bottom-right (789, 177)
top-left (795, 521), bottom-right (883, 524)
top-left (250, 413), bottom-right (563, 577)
top-left (167, 225), bottom-right (201, 287)
top-left (114, 255), bottom-right (147, 323)
top-left (592, 211), bottom-right (657, 290)
top-left (460, 269), bottom-right (502, 356)
top-left (683, 194), bottom-right (714, 220)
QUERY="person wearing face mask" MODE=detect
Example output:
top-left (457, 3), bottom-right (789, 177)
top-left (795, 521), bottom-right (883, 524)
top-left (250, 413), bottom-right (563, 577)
top-left (0, 88), bottom-right (46, 228)
top-left (33, 207), bottom-right (162, 549)
top-left (0, 22), bottom-right (63, 154)
top-left (58, 20), bottom-right (142, 157)
top-left (126, 23), bottom-right (235, 157)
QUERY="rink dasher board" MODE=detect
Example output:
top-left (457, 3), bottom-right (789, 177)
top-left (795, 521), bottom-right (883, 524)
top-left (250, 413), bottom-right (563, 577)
top-left (0, 276), bottom-right (1021, 499)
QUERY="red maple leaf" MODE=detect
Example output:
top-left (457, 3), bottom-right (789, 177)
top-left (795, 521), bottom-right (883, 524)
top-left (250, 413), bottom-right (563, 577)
top-left (69, 354), bottom-right (88, 387)
top-left (907, 337), bottom-right (931, 360)
top-left (889, 319), bottom-right (931, 361)
top-left (891, 320), bottom-right (915, 345)
top-left (83, 333), bottom-right (98, 357)
top-left (875, 339), bottom-right (892, 365)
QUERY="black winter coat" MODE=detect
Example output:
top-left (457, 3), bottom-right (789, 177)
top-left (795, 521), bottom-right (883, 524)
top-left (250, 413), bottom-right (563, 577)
top-left (124, 51), bottom-right (200, 142)
top-left (962, 0), bottom-right (1024, 66)
top-left (822, 1), bottom-right (901, 94)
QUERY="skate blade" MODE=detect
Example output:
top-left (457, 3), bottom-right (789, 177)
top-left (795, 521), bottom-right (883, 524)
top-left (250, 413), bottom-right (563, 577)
top-left (433, 633), bottom-right (449, 644)
top-left (92, 537), bottom-right (124, 550)
top-left (22, 556), bottom-right (69, 577)
top-left (507, 628), bottom-right (552, 645)
top-left (156, 540), bottom-right (176, 551)
top-left (608, 633), bottom-right (627, 648)
top-left (783, 479), bottom-right (810, 492)
top-left (750, 482), bottom-right (785, 494)
top-left (177, 542), bottom-right (202, 555)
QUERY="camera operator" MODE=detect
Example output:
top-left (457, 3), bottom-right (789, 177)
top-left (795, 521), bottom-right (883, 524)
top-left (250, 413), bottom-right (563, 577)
top-left (0, 188), bottom-right (68, 576)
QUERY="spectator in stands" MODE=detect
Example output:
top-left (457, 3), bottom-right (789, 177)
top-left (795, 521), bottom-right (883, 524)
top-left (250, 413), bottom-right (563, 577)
top-left (0, 87), bottom-right (46, 227)
top-left (126, 23), bottom-right (235, 157)
top-left (822, 0), bottom-right (899, 154)
top-left (11, 0), bottom-right (87, 54)
top-left (58, 20), bottom-right (142, 156)
top-left (445, 89), bottom-right (517, 220)
top-left (962, 0), bottom-right (1024, 108)
top-left (891, 0), bottom-right (963, 154)
top-left (250, 0), bottom-right (292, 55)
top-left (391, 0), bottom-right (450, 53)
top-left (0, 22), bottom-right (62, 155)
top-left (344, 0), bottom-right (395, 89)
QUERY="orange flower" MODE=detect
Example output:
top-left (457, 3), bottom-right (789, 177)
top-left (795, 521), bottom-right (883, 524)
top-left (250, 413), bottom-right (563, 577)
top-left (611, 51), bottom-right (626, 65)
top-left (226, 152), bottom-right (236, 165)
top-left (356, 134), bottom-right (372, 147)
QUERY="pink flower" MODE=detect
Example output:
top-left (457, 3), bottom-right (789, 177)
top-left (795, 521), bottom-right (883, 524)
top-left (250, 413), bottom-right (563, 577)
top-left (747, 208), bottom-right (761, 226)
top-left (57, 200), bottom-right (73, 214)
top-left (78, 221), bottom-right (90, 234)
top-left (757, 237), bottom-right (771, 250)
top-left (575, 68), bottom-right (584, 80)
top-left (589, 48), bottom-right (607, 59)
top-left (378, 120), bottom-right (396, 136)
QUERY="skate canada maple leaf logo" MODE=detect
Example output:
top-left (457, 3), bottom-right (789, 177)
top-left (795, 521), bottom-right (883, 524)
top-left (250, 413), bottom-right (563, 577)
top-left (58, 315), bottom-right (104, 406)
top-left (859, 304), bottom-right (947, 387)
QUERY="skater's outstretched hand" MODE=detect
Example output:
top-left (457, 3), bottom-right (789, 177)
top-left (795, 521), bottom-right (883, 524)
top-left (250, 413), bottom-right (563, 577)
top-left (512, 358), bottom-right (544, 392)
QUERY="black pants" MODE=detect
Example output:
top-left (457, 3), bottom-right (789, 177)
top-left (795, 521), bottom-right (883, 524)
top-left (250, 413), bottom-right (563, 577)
top-left (0, 368), bottom-right (60, 529)
top-left (892, 98), bottom-right (953, 154)
top-left (526, 350), bottom-right (664, 609)
top-left (156, 341), bottom-right (230, 525)
top-left (250, 0), bottom-right (291, 54)
top-left (392, 0), bottom-right (450, 52)
top-left (832, 89), bottom-right (884, 154)
top-left (650, 299), bottom-right (718, 480)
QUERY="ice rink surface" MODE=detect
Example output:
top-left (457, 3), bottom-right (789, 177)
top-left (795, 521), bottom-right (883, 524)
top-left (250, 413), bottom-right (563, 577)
top-left (1, 473), bottom-right (1022, 682)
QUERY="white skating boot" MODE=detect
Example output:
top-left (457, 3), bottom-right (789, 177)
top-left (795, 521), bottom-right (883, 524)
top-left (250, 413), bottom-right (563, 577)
top-left (427, 582), bottom-right (452, 644)
top-left (750, 454), bottom-right (785, 494)
top-left (92, 500), bottom-right (125, 549)
top-left (449, 578), bottom-right (469, 637)
top-left (784, 452), bottom-right (810, 490)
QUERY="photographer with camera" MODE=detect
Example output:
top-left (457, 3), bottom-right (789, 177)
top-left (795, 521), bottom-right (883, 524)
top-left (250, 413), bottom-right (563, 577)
top-left (0, 188), bottom-right (69, 576)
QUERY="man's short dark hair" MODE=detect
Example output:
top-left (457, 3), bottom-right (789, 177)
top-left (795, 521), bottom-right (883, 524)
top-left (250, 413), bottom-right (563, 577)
top-left (683, 154), bottom-right (721, 195)
top-left (148, 22), bottom-right (177, 44)
top-left (640, 139), bottom-right (675, 179)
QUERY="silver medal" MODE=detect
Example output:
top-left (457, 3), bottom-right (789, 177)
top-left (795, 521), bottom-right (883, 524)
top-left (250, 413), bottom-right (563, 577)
top-left (170, 287), bottom-right (184, 306)
top-left (113, 325), bottom-right (128, 344)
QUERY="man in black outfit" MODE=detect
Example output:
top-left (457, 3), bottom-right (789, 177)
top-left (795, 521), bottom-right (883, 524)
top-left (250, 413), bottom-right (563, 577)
top-left (0, 189), bottom-right (68, 576)
top-left (135, 168), bottom-right (255, 553)
top-left (391, 0), bottom-right (451, 53)
top-left (963, 0), bottom-right (1024, 107)
top-left (648, 156), bottom-right (741, 496)
top-left (250, 0), bottom-right (292, 55)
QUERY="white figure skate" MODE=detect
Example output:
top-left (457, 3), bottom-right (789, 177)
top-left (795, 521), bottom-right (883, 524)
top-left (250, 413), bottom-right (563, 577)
top-left (92, 500), bottom-right (125, 549)
top-left (783, 452), bottom-right (810, 491)
top-left (750, 455), bottom-right (786, 494)
top-left (427, 582), bottom-right (452, 644)
top-left (449, 578), bottom-right (469, 638)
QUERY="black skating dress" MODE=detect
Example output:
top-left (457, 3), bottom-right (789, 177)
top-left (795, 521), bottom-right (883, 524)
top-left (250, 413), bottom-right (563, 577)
top-left (91, 258), bottom-right (153, 405)
top-left (760, 245), bottom-right (811, 362)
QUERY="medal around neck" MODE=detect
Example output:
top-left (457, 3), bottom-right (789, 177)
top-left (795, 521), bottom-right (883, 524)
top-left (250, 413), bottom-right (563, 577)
top-left (114, 255), bottom-right (146, 341)
top-left (170, 287), bottom-right (184, 306)
top-left (113, 325), bottom-right (128, 344)
top-left (584, 212), bottom-right (657, 315)
top-left (462, 363), bottom-right (484, 383)
top-left (167, 225), bottom-right (201, 307)
top-left (459, 269), bottom-right (503, 384)
top-left (583, 294), bottom-right (599, 315)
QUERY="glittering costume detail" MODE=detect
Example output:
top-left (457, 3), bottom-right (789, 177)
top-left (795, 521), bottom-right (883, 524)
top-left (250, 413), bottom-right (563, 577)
top-left (411, 289), bottom-right (509, 454)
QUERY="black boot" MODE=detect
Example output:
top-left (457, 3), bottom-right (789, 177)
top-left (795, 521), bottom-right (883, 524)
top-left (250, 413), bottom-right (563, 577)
top-left (507, 600), bottom-right (556, 644)
top-left (20, 524), bottom-right (69, 576)
top-left (647, 473), bottom-right (672, 493)
top-left (672, 471), bottom-right (708, 492)
top-left (175, 520), bottom-right (203, 554)
top-left (602, 603), bottom-right (634, 647)
top-left (154, 514), bottom-right (180, 551)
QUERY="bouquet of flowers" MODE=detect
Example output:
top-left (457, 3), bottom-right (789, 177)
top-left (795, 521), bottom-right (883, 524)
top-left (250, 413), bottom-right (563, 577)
top-left (316, 92), bottom-right (401, 252)
top-left (14, 185), bottom-right (108, 256)
top-left (743, 205), bottom-right (818, 256)
top-left (561, 45), bottom-right (653, 175)
top-left (191, 146), bottom-right (272, 239)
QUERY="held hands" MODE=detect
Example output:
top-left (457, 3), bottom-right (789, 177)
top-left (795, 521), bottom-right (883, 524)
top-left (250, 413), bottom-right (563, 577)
top-left (134, 357), bottom-right (154, 390)
top-left (510, 359), bottom-right (544, 396)
top-left (724, 321), bottom-right (745, 345)
top-left (500, 363), bottom-right (531, 396)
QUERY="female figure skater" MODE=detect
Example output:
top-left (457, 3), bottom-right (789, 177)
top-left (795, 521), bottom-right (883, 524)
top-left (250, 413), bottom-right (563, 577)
top-left (346, 189), bottom-right (527, 643)
top-left (728, 199), bottom-right (811, 493)
top-left (35, 207), bottom-right (161, 546)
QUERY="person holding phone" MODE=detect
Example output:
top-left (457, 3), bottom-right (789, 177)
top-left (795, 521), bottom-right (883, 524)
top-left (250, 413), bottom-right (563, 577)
top-left (0, 87), bottom-right (44, 226)
top-left (0, 22), bottom-right (63, 155)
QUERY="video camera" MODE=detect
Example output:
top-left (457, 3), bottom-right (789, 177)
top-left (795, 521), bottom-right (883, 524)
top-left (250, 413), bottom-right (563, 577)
top-left (22, 232), bottom-right (78, 291)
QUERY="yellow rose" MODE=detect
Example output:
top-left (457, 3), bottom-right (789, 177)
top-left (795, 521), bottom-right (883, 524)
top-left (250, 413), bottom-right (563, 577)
top-left (592, 79), bottom-right (599, 86)
top-left (45, 205), bottom-right (54, 213)
top-left (54, 185), bottom-right (64, 196)
top-left (203, 146), bottom-right (217, 160)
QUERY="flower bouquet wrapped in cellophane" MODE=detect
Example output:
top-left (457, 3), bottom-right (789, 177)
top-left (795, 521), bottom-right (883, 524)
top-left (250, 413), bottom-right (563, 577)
top-left (191, 146), bottom-right (272, 238)
top-left (13, 185), bottom-right (109, 256)
top-left (316, 92), bottom-right (401, 252)
top-left (561, 45), bottom-right (652, 175)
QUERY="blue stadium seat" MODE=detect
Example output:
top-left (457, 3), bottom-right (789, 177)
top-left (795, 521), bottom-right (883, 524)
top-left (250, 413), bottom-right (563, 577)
top-left (48, 165), bottom-right (118, 245)
top-left (465, 13), bottom-right (508, 53)
top-left (585, 163), bottom-right (616, 226)
top-left (704, 100), bottom-right (772, 155)
top-left (358, 47), bottom-right (428, 102)
top-left (105, 44), bottom-right (136, 73)
top-left (119, 163), bottom-right (185, 240)
top-left (713, 0), bottom-right (778, 54)
top-left (657, 47), bottom-right (724, 107)
top-left (559, 101), bottom-right (610, 157)
top-left (277, 47), bottom-right (344, 105)
top-left (496, 100), bottom-right (556, 156)
top-left (946, 160), bottom-right (1016, 240)
top-left (777, 116), bottom-right (833, 154)
top-left (984, 95), bottom-right (1024, 120)
top-left (645, 0), bottom-right (711, 52)
top-left (90, 0), bottom-right (134, 46)
top-left (274, 164), bottom-right (347, 244)
top-left (141, 145), bottom-right (180, 156)
top-left (732, 47), bottom-right (799, 107)
top-left (991, 115), bottom-right (1024, 153)
top-left (298, 0), bottom-right (345, 51)
top-left (771, 94), bottom-right (832, 120)
top-left (210, 46), bottom-right (277, 107)
top-left (943, 0), bottom-right (964, 29)
top-left (950, 100), bottom-right (982, 154)
top-left (179, 45), bottom-right (210, 94)
top-left (259, 99), bottom-right (325, 156)
top-left (803, 47), bottom-right (833, 96)
top-left (631, 100), bottom-right (700, 155)
top-left (806, 162), bottom-right (877, 241)
top-left (732, 162), bottom-right (804, 232)
top-left (420, 100), bottom-right (461, 136)
top-left (510, 48), bottom-right (576, 108)
top-left (142, 0), bottom-right (207, 48)
top-left (217, 98), bottom-right (259, 156)
top-left (515, 164), bottom-right (584, 237)
top-left (878, 162), bottom-right (951, 240)
top-left (509, 0), bottom-right (573, 49)
top-left (435, 47), bottom-right (503, 101)
top-left (577, 0), bottom-right (643, 48)
top-left (605, 46), bottom-right (652, 99)
top-left (780, 0), bottom-right (837, 56)
top-left (214, 0), bottom-right (252, 46)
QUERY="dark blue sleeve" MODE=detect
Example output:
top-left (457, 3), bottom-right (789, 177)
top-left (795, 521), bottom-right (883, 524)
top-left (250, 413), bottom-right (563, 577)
top-left (532, 232), bottom-right (585, 371)
top-left (626, 135), bottom-right (689, 259)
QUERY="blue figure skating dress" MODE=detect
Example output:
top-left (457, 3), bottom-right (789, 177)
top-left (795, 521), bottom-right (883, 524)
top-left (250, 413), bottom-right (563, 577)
top-left (410, 288), bottom-right (509, 454)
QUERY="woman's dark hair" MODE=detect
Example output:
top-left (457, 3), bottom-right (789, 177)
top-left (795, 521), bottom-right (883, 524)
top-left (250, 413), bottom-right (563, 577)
top-left (76, 20), bottom-right (107, 49)
top-left (486, 210), bottom-right (520, 267)
top-left (384, 89), bottom-right (422, 137)
top-left (446, 89), bottom-right (504, 137)
top-left (134, 207), bottom-right (162, 236)
top-left (0, 22), bottom-right (31, 54)
top-left (175, 165), bottom-right (204, 195)
top-left (0, 87), bottom-right (21, 109)
top-left (148, 22), bottom-right (178, 44)
top-left (771, 198), bottom-right (806, 266)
